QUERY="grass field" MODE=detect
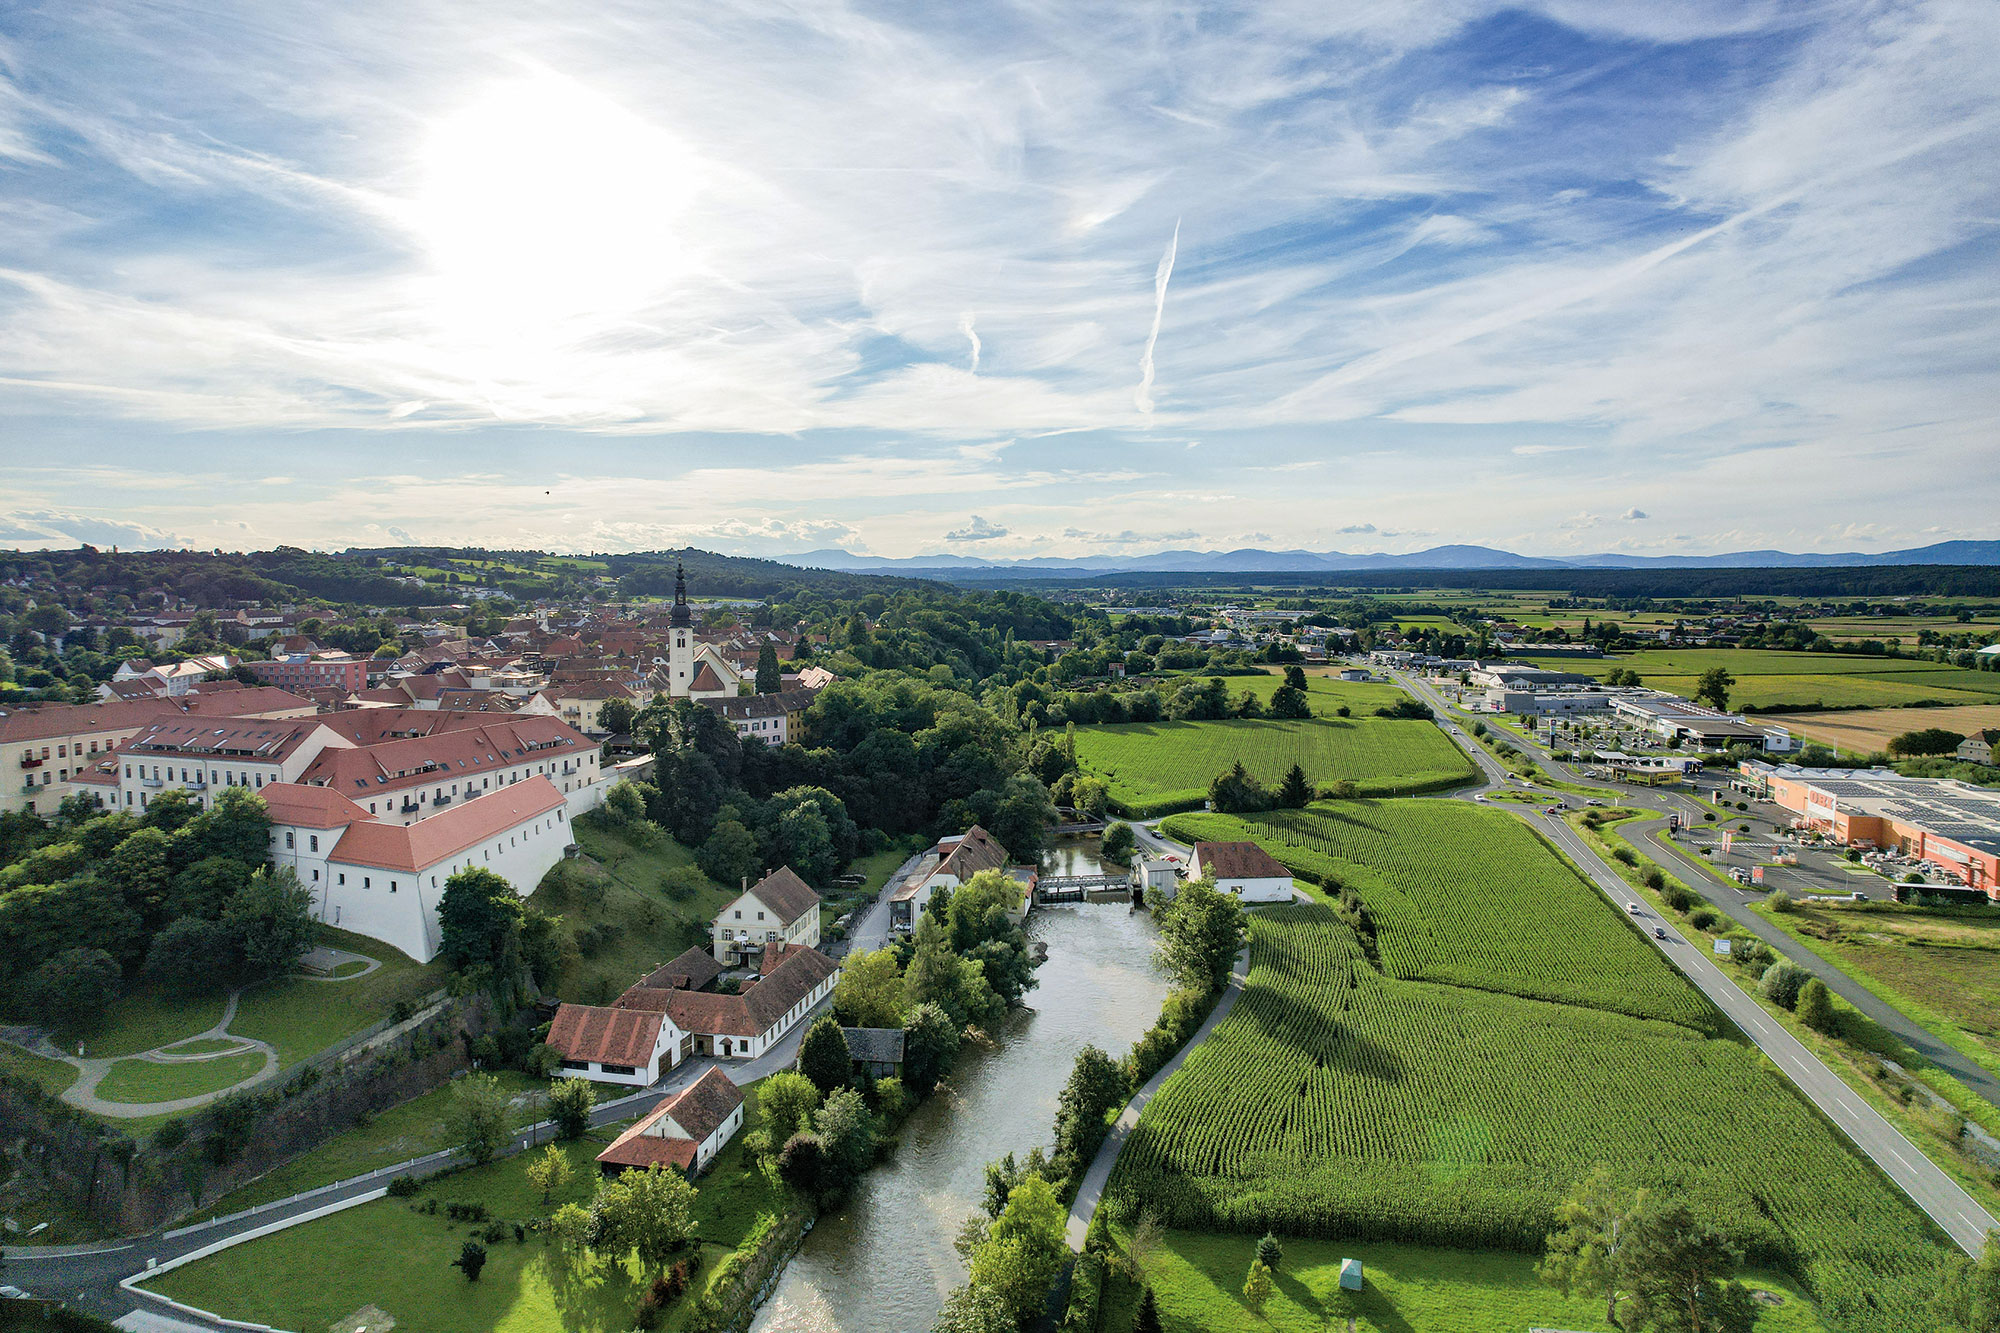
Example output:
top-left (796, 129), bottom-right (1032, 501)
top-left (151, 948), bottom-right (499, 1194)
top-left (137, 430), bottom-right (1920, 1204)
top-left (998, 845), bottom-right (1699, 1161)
top-left (1516, 648), bottom-right (2000, 710)
top-left (75, 988), bottom-right (226, 1059)
top-left (151, 1084), bottom-right (785, 1333)
top-left (1751, 899), bottom-right (2000, 1076)
top-left (1772, 703), bottom-right (2000, 753)
top-left (231, 927), bottom-right (444, 1068)
top-left (1161, 803), bottom-right (1717, 1031)
top-left (189, 1070), bottom-right (547, 1218)
top-left (1110, 807), bottom-right (1957, 1332)
top-left (95, 1050), bottom-right (267, 1104)
top-left (1098, 1229), bottom-right (1829, 1333)
top-left (537, 823), bottom-right (738, 1004)
top-left (1074, 718), bottom-right (1476, 818)
top-left (1222, 669), bottom-right (1409, 717)
top-left (0, 1042), bottom-right (79, 1096)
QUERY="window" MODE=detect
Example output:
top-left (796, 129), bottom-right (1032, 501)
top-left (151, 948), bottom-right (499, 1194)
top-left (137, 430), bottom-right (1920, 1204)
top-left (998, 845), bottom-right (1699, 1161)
top-left (309, 835), bottom-right (319, 852)
top-left (363, 876), bottom-right (371, 888)
top-left (390, 880), bottom-right (398, 893)
top-left (338, 873), bottom-right (346, 884)
top-left (285, 832), bottom-right (295, 849)
top-left (311, 869), bottom-right (319, 881)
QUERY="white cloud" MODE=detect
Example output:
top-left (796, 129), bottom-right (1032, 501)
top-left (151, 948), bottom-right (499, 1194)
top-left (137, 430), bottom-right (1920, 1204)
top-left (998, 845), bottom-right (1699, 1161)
top-left (1623, 507), bottom-right (1648, 520)
top-left (944, 514), bottom-right (1010, 543)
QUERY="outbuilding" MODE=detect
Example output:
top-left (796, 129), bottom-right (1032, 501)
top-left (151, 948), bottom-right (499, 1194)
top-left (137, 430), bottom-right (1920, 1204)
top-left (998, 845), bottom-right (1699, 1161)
top-left (1188, 841), bottom-right (1294, 903)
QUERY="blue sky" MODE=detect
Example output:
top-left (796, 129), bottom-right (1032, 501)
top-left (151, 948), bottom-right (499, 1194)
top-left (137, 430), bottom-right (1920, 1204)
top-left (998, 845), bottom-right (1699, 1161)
top-left (0, 1), bottom-right (1994, 559)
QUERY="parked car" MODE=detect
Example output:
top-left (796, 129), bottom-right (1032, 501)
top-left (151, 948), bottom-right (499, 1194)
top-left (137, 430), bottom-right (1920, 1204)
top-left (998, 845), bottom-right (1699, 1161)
top-left (0, 1287), bottom-right (30, 1300)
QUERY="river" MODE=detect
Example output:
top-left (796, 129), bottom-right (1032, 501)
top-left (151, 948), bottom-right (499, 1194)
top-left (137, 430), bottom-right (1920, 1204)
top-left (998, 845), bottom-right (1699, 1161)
top-left (750, 841), bottom-right (1166, 1333)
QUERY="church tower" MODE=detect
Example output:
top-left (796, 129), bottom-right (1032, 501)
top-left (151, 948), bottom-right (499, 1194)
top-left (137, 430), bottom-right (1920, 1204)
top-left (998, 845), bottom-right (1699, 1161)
top-left (668, 561), bottom-right (694, 695)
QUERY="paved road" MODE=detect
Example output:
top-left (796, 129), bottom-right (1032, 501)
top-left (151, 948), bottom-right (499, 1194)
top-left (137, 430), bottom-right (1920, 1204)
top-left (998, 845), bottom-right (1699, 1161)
top-left (1391, 669), bottom-right (1998, 1254)
top-left (9, 991), bottom-right (837, 1328)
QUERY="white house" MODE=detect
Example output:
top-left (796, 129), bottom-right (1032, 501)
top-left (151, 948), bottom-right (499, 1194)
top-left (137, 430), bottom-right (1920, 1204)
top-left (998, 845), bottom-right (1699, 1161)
top-left (617, 944), bottom-right (839, 1061)
top-left (1189, 840), bottom-right (1294, 903)
top-left (712, 866), bottom-right (822, 967)
top-left (264, 775), bottom-right (573, 962)
top-left (887, 824), bottom-right (1017, 932)
top-left (546, 1004), bottom-right (685, 1088)
top-left (595, 1067), bottom-right (745, 1175)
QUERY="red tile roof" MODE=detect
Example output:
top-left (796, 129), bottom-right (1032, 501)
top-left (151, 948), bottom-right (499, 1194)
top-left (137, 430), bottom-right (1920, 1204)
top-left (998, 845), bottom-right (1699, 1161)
top-left (742, 867), bottom-right (819, 927)
top-left (300, 716), bottom-right (590, 798)
top-left (595, 1066), bottom-right (744, 1172)
top-left (1193, 840), bottom-right (1290, 881)
top-left (618, 946), bottom-right (838, 1039)
top-left (689, 662), bottom-right (725, 693)
top-left (548, 1003), bottom-right (665, 1068)
top-left (328, 776), bottom-right (567, 872)
top-left (262, 782), bottom-right (372, 829)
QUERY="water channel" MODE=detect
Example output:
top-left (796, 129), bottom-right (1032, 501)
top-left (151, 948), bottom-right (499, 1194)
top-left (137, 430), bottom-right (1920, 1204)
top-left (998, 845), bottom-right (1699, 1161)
top-left (750, 839), bottom-right (1167, 1333)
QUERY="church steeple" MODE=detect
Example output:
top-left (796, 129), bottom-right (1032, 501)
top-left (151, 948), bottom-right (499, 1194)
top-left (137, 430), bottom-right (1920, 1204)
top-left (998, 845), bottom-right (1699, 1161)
top-left (670, 560), bottom-right (692, 628)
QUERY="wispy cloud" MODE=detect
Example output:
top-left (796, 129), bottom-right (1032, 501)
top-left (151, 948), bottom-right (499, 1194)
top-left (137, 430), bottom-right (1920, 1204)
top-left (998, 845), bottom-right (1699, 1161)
top-left (1134, 219), bottom-right (1179, 417)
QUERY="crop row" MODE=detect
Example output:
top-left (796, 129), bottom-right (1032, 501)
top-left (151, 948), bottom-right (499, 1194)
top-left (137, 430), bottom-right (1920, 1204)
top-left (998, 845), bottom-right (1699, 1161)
top-left (1108, 904), bottom-right (1953, 1333)
top-left (1161, 802), bottom-right (1718, 1033)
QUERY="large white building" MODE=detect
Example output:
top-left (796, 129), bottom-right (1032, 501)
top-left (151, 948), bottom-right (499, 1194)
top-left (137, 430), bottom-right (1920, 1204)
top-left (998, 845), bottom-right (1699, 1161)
top-left (265, 776), bottom-right (573, 962)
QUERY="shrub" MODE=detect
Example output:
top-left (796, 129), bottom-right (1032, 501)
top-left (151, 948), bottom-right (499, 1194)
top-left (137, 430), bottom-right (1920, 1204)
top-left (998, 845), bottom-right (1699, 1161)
top-left (1643, 869), bottom-right (1666, 891)
top-left (1688, 908), bottom-right (1718, 931)
top-left (1797, 979), bottom-right (1836, 1034)
top-left (387, 1174), bottom-right (421, 1198)
top-left (1613, 848), bottom-right (1637, 866)
top-left (453, 1240), bottom-right (487, 1282)
top-left (1766, 890), bottom-right (1795, 913)
top-left (1761, 961), bottom-right (1811, 1010)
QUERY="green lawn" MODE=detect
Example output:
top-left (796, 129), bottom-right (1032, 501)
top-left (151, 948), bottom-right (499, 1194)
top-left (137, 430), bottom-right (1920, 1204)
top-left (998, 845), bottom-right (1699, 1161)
top-left (159, 1037), bottom-right (242, 1056)
top-left (190, 1070), bottom-right (547, 1218)
top-left (1074, 716), bottom-right (1476, 818)
top-left (150, 1085), bottom-right (789, 1333)
top-left (537, 824), bottom-right (739, 1005)
top-left (1223, 670), bottom-right (1410, 717)
top-left (1101, 1230), bottom-right (1829, 1333)
top-left (0, 1042), bottom-right (80, 1096)
top-left (94, 1050), bottom-right (267, 1104)
top-left (73, 987), bottom-right (225, 1059)
top-left (230, 927), bottom-right (444, 1068)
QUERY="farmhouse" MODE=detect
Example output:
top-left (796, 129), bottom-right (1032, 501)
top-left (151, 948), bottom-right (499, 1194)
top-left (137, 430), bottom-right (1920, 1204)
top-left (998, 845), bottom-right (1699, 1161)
top-left (546, 1002), bottom-right (684, 1088)
top-left (618, 944), bottom-right (839, 1061)
top-left (1957, 730), bottom-right (1999, 765)
top-left (712, 866), bottom-right (822, 967)
top-left (888, 824), bottom-right (1032, 931)
top-left (1189, 840), bottom-right (1294, 903)
top-left (1754, 763), bottom-right (2000, 899)
top-left (595, 1067), bottom-right (745, 1175)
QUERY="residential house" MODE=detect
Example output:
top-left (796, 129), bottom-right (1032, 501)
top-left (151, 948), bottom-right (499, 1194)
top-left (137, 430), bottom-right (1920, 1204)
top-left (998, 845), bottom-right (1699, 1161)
top-left (700, 689), bottom-right (816, 746)
top-left (595, 1067), bottom-right (745, 1175)
top-left (1958, 730), bottom-right (1999, 765)
top-left (546, 1003), bottom-right (684, 1088)
top-left (618, 945), bottom-right (839, 1060)
top-left (1188, 840), bottom-right (1294, 903)
top-left (712, 866), bottom-right (822, 967)
top-left (887, 824), bottom-right (1021, 932)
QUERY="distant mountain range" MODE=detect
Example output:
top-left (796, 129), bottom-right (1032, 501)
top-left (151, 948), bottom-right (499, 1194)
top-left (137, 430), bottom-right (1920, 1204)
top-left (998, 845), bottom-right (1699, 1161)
top-left (778, 539), bottom-right (2000, 577)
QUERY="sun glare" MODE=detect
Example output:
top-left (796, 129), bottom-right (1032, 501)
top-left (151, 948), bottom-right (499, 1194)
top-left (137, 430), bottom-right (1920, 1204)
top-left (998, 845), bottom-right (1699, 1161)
top-left (412, 68), bottom-right (702, 351)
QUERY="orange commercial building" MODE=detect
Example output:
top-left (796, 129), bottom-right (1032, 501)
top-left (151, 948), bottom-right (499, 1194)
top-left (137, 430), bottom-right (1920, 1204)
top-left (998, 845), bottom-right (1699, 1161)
top-left (1756, 765), bottom-right (2000, 899)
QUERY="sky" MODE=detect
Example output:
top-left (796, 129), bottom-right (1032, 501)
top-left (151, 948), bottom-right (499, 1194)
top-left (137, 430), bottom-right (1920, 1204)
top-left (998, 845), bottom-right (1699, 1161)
top-left (0, 0), bottom-right (1996, 561)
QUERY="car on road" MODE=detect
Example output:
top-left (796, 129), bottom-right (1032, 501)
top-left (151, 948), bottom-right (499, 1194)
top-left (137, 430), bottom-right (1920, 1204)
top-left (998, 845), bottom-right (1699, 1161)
top-left (1627, 903), bottom-right (1643, 914)
top-left (1472, 794), bottom-right (1489, 802)
top-left (1654, 927), bottom-right (1669, 940)
top-left (1585, 798), bottom-right (1606, 807)
top-left (0, 1287), bottom-right (31, 1300)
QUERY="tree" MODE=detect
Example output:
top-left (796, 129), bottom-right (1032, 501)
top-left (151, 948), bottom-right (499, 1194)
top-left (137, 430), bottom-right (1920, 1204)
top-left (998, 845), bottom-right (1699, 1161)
top-left (1539, 1165), bottom-right (1638, 1329)
top-left (1053, 1045), bottom-right (1128, 1176)
top-left (1155, 877), bottom-right (1245, 995)
top-left (1208, 761), bottom-right (1271, 814)
top-left (967, 1173), bottom-right (1069, 1327)
top-left (437, 867), bottom-right (523, 972)
top-left (550, 1076), bottom-right (596, 1139)
top-left (1132, 1287), bottom-right (1163, 1333)
top-left (1694, 667), bottom-right (1734, 712)
top-left (755, 643), bottom-right (782, 694)
top-left (24, 948), bottom-right (120, 1037)
top-left (1889, 727), bottom-right (1967, 757)
top-left (223, 867), bottom-right (316, 981)
top-left (757, 1070), bottom-right (822, 1143)
top-left (598, 697), bottom-right (637, 736)
top-left (144, 918), bottom-right (241, 995)
top-left (834, 948), bottom-right (904, 1028)
top-left (525, 1143), bottom-right (572, 1205)
top-left (904, 913), bottom-right (965, 1020)
top-left (1283, 665), bottom-right (1308, 691)
top-left (593, 1163), bottom-right (697, 1273)
top-left (1070, 775), bottom-right (1110, 820)
top-left (1277, 763), bottom-right (1314, 809)
top-left (1618, 1198), bottom-right (1756, 1333)
top-left (1100, 821), bottom-right (1136, 868)
top-left (453, 1239), bottom-right (488, 1282)
top-left (1256, 1231), bottom-right (1283, 1271)
top-left (902, 1000), bottom-right (961, 1094)
top-left (933, 1283), bottom-right (1015, 1333)
top-left (1269, 683), bottom-right (1311, 719)
top-left (1759, 961), bottom-right (1810, 1010)
top-left (777, 1131), bottom-right (826, 1196)
top-left (604, 780), bottom-right (648, 826)
top-left (1242, 1258), bottom-right (1272, 1319)
top-left (447, 1073), bottom-right (511, 1165)
top-left (798, 1014), bottom-right (853, 1098)
top-left (179, 786), bottom-right (270, 865)
top-left (548, 1201), bottom-right (596, 1256)
top-left (697, 819), bottom-right (761, 889)
top-left (1796, 978), bottom-right (1836, 1034)
top-left (813, 1086), bottom-right (878, 1194)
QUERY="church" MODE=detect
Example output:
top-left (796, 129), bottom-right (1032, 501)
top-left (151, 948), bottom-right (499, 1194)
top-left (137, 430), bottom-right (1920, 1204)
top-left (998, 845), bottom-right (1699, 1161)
top-left (653, 564), bottom-right (747, 700)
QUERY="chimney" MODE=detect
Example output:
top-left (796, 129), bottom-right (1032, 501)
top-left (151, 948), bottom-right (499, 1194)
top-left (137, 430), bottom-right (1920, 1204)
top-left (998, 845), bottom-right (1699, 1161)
top-left (742, 875), bottom-right (749, 891)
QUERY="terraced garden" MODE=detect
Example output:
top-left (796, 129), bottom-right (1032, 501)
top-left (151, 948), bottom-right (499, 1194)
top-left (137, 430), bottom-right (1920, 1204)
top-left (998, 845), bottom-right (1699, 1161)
top-left (1073, 717), bottom-right (1476, 818)
top-left (1112, 806), bottom-right (1960, 1333)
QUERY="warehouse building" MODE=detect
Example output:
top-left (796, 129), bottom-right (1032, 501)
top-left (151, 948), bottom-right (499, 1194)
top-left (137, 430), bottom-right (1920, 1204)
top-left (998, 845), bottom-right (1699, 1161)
top-left (1754, 764), bottom-right (2000, 899)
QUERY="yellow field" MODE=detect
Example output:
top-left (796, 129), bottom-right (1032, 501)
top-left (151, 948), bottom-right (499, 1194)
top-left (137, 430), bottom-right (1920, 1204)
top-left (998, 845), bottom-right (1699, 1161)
top-left (1775, 703), bottom-right (2000, 753)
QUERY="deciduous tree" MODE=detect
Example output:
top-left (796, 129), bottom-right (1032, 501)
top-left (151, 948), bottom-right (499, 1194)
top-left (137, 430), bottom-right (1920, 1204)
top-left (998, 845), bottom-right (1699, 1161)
top-left (525, 1143), bottom-right (573, 1206)
top-left (797, 1014), bottom-right (852, 1097)
top-left (447, 1072), bottom-right (511, 1165)
top-left (834, 948), bottom-right (904, 1028)
top-left (1154, 877), bottom-right (1245, 996)
top-left (593, 1163), bottom-right (697, 1273)
top-left (550, 1076), bottom-right (596, 1140)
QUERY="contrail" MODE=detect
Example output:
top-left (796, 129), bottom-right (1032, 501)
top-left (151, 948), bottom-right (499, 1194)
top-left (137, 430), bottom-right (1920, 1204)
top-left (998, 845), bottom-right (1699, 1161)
top-left (959, 314), bottom-right (981, 373)
top-left (1135, 219), bottom-right (1179, 415)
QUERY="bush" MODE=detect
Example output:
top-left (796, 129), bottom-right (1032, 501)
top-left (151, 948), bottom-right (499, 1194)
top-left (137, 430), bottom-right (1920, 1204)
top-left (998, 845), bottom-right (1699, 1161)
top-left (1766, 889), bottom-right (1795, 913)
top-left (1642, 869), bottom-right (1666, 891)
top-left (1613, 848), bottom-right (1637, 866)
top-left (387, 1174), bottom-right (422, 1198)
top-left (453, 1239), bottom-right (487, 1282)
top-left (1797, 978), bottom-right (1836, 1033)
top-left (1688, 907), bottom-right (1718, 931)
top-left (1761, 961), bottom-right (1811, 1010)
